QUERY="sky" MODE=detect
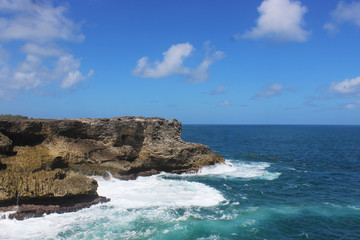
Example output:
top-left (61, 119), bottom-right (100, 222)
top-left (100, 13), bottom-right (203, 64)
top-left (0, 0), bottom-right (360, 124)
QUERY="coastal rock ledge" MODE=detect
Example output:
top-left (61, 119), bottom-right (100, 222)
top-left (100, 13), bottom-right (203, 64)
top-left (0, 117), bottom-right (224, 219)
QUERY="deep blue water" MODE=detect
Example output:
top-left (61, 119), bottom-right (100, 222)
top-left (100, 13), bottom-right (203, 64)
top-left (180, 125), bottom-right (360, 239)
top-left (1, 125), bottom-right (359, 240)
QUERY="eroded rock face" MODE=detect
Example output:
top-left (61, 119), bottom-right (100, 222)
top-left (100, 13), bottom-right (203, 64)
top-left (0, 117), bottom-right (224, 207)
top-left (0, 169), bottom-right (98, 204)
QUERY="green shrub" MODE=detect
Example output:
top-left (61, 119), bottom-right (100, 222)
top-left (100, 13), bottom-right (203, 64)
top-left (0, 114), bottom-right (28, 120)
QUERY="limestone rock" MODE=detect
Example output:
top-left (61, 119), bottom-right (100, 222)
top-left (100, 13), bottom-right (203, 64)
top-left (0, 117), bottom-right (224, 206)
top-left (0, 169), bottom-right (97, 205)
top-left (0, 117), bottom-right (223, 178)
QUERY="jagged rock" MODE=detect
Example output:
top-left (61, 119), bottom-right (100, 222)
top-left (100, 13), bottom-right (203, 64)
top-left (1, 196), bottom-right (110, 220)
top-left (0, 169), bottom-right (98, 205)
top-left (0, 117), bottom-right (223, 178)
top-left (0, 117), bottom-right (224, 211)
top-left (0, 132), bottom-right (12, 154)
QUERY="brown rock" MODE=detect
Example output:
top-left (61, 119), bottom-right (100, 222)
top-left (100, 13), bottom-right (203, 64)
top-left (0, 169), bottom-right (97, 206)
top-left (0, 117), bottom-right (223, 178)
top-left (3, 196), bottom-right (110, 220)
top-left (0, 117), bottom-right (224, 208)
top-left (0, 132), bottom-right (12, 154)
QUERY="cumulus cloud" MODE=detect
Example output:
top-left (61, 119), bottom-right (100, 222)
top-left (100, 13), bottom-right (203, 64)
top-left (308, 76), bottom-right (360, 110)
top-left (0, 53), bottom-right (92, 96)
top-left (55, 54), bottom-right (94, 89)
top-left (243, 0), bottom-right (310, 42)
top-left (0, 0), bottom-right (84, 42)
top-left (21, 43), bottom-right (64, 57)
top-left (330, 76), bottom-right (360, 97)
top-left (0, 0), bottom-right (92, 99)
top-left (10, 54), bottom-right (47, 90)
top-left (324, 1), bottom-right (360, 33)
top-left (254, 83), bottom-right (295, 98)
top-left (132, 43), bottom-right (193, 78)
top-left (132, 42), bottom-right (224, 82)
top-left (210, 85), bottom-right (226, 95)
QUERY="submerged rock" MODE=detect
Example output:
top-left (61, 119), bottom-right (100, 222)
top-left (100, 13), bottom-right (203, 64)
top-left (0, 117), bottom-right (224, 211)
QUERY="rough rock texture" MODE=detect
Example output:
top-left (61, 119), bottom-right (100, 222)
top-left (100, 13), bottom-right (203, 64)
top-left (0, 132), bottom-right (12, 155)
top-left (0, 117), bottom-right (224, 209)
top-left (1, 196), bottom-right (110, 220)
top-left (0, 169), bottom-right (98, 204)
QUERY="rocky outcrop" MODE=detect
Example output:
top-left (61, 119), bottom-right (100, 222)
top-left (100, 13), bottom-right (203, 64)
top-left (0, 169), bottom-right (98, 204)
top-left (1, 196), bottom-right (109, 220)
top-left (0, 117), bottom-right (224, 212)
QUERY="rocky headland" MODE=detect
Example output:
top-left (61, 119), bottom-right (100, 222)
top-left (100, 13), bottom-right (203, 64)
top-left (0, 117), bottom-right (224, 219)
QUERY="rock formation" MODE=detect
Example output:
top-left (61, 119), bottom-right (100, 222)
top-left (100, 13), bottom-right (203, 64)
top-left (0, 117), bottom-right (224, 218)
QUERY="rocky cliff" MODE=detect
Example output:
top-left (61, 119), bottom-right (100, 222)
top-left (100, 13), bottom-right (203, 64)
top-left (0, 117), bottom-right (224, 216)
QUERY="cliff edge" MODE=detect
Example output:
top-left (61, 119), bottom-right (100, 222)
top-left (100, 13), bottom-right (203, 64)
top-left (0, 117), bottom-right (224, 215)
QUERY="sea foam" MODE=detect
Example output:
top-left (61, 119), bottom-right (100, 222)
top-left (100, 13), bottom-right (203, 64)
top-left (93, 174), bottom-right (226, 208)
top-left (178, 160), bottom-right (281, 180)
top-left (0, 174), bottom-right (226, 240)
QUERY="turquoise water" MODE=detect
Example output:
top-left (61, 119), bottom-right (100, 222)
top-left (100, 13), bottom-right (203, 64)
top-left (1, 125), bottom-right (360, 239)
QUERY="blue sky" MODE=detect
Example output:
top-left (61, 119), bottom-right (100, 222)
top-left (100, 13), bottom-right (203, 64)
top-left (0, 0), bottom-right (360, 124)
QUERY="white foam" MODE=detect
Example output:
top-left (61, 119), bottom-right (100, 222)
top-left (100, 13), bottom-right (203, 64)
top-left (93, 174), bottom-right (225, 208)
top-left (348, 205), bottom-right (360, 211)
top-left (179, 160), bottom-right (281, 180)
top-left (0, 174), bottom-right (226, 240)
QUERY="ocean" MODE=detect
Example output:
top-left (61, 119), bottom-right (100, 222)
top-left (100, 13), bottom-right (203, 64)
top-left (1, 125), bottom-right (360, 240)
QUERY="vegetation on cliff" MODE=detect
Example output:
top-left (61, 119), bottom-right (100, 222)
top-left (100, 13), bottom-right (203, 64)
top-left (0, 114), bottom-right (28, 120)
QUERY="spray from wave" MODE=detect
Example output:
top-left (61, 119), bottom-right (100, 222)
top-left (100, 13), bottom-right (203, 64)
top-left (0, 173), bottom-right (226, 240)
top-left (176, 160), bottom-right (281, 180)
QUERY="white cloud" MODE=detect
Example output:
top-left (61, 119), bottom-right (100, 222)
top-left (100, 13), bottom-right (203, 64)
top-left (231, 33), bottom-right (242, 42)
top-left (330, 76), bottom-right (360, 97)
top-left (243, 0), bottom-right (310, 42)
top-left (0, 0), bottom-right (92, 99)
top-left (254, 83), bottom-right (296, 98)
top-left (55, 54), bottom-right (94, 89)
top-left (21, 43), bottom-right (63, 57)
top-left (323, 22), bottom-right (338, 33)
top-left (132, 42), bottom-right (224, 82)
top-left (219, 100), bottom-right (231, 106)
top-left (132, 43), bottom-right (193, 78)
top-left (211, 85), bottom-right (226, 95)
top-left (254, 83), bottom-right (283, 98)
top-left (0, 53), bottom-right (93, 93)
top-left (324, 1), bottom-right (360, 33)
top-left (0, 0), bottom-right (84, 42)
top-left (0, 44), bottom-right (10, 64)
top-left (337, 100), bottom-right (360, 109)
top-left (60, 70), bottom-right (85, 89)
top-left (187, 50), bottom-right (225, 83)
top-left (332, 1), bottom-right (360, 26)
top-left (345, 103), bottom-right (358, 109)
top-left (11, 54), bottom-right (47, 90)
